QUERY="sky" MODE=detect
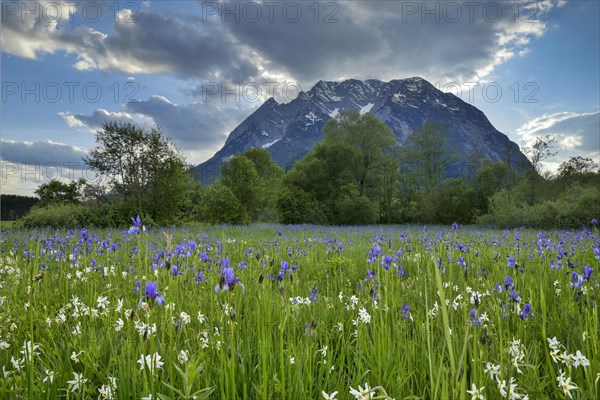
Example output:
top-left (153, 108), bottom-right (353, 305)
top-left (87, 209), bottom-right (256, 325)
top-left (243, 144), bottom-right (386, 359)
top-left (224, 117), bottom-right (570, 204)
top-left (1, 0), bottom-right (599, 195)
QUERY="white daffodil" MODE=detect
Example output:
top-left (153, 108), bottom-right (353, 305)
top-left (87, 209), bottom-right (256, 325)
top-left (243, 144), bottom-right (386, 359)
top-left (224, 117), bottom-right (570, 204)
top-left (556, 370), bottom-right (578, 399)
top-left (322, 390), bottom-right (339, 399)
top-left (571, 350), bottom-right (590, 368)
top-left (349, 382), bottom-right (374, 399)
top-left (466, 383), bottom-right (485, 400)
top-left (66, 372), bottom-right (87, 392)
top-left (484, 362), bottom-right (500, 382)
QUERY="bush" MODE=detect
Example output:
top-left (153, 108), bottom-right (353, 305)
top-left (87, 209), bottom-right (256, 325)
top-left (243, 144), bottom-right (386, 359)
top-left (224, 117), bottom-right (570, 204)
top-left (336, 194), bottom-right (378, 225)
top-left (20, 203), bottom-right (124, 228)
top-left (202, 182), bottom-right (248, 224)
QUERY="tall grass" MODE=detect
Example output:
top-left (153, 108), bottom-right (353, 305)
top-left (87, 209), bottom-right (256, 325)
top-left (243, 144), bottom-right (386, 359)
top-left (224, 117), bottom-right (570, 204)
top-left (0, 224), bottom-right (598, 399)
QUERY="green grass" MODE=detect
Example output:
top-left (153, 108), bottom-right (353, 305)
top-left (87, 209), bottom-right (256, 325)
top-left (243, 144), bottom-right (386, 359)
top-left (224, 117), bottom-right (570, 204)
top-left (0, 224), bottom-right (598, 399)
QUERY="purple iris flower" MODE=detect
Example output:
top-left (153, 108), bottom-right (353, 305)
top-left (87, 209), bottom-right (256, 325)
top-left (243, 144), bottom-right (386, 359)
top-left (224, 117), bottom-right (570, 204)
top-left (470, 308), bottom-right (482, 326)
top-left (143, 281), bottom-right (165, 306)
top-left (220, 258), bottom-right (230, 269)
top-left (570, 272), bottom-right (585, 289)
top-left (401, 304), bottom-right (412, 320)
top-left (309, 287), bottom-right (318, 302)
top-left (195, 271), bottom-right (206, 284)
top-left (223, 267), bottom-right (239, 285)
top-left (509, 290), bottom-right (521, 303)
top-left (381, 256), bottom-right (394, 270)
top-left (170, 265), bottom-right (182, 276)
top-left (507, 256), bottom-right (516, 268)
top-left (519, 303), bottom-right (533, 319)
top-left (131, 216), bottom-right (142, 227)
top-left (592, 219), bottom-right (598, 226)
top-left (215, 267), bottom-right (244, 294)
top-left (134, 279), bottom-right (141, 293)
top-left (367, 269), bottom-right (375, 280)
top-left (503, 276), bottom-right (514, 291)
top-left (582, 266), bottom-right (592, 280)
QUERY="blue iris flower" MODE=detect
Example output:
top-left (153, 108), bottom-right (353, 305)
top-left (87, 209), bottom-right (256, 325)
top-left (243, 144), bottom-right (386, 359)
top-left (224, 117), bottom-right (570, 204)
top-left (582, 266), bottom-right (592, 280)
top-left (519, 303), bottom-right (533, 319)
top-left (509, 290), bottom-right (521, 303)
top-left (507, 256), bottom-right (516, 268)
top-left (142, 281), bottom-right (165, 306)
top-left (470, 308), bottom-right (482, 326)
top-left (401, 304), bottom-right (412, 320)
top-left (309, 287), bottom-right (318, 302)
top-left (195, 271), bottom-right (206, 284)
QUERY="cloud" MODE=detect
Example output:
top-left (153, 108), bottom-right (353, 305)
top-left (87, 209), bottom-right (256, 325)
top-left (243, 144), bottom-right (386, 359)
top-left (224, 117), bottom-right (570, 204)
top-left (58, 96), bottom-right (253, 164)
top-left (219, 0), bottom-right (554, 84)
top-left (1, 1), bottom-right (260, 82)
top-left (1, 139), bottom-right (88, 166)
top-left (1, 0), bottom-right (562, 86)
top-left (59, 109), bottom-right (151, 131)
top-left (0, 140), bottom-right (94, 195)
top-left (516, 111), bottom-right (600, 172)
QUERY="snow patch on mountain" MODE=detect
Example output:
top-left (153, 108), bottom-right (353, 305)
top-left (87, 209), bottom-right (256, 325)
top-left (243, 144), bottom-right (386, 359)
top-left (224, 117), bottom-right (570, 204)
top-left (262, 139), bottom-right (280, 148)
top-left (360, 103), bottom-right (374, 115)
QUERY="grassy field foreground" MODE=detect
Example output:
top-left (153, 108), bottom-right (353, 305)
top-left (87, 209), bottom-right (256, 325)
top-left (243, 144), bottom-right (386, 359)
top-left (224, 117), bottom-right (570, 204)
top-left (0, 223), bottom-right (598, 399)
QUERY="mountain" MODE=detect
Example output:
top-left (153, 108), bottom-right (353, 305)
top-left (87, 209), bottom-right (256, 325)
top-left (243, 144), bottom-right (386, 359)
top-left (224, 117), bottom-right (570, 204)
top-left (194, 77), bottom-right (530, 182)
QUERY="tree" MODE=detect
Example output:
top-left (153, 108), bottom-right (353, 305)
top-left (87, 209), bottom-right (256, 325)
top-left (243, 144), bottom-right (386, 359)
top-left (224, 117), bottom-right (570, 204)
top-left (242, 147), bottom-right (284, 221)
top-left (556, 156), bottom-right (599, 178)
top-left (34, 179), bottom-right (84, 207)
top-left (84, 122), bottom-right (192, 224)
top-left (202, 182), bottom-right (247, 224)
top-left (279, 112), bottom-right (400, 224)
top-left (220, 154), bottom-right (262, 221)
top-left (322, 112), bottom-right (399, 197)
top-left (522, 135), bottom-right (557, 175)
top-left (402, 122), bottom-right (454, 193)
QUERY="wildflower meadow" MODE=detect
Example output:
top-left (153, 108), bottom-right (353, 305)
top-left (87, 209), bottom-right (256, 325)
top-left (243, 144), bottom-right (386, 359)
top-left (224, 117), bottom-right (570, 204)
top-left (1, 220), bottom-right (598, 399)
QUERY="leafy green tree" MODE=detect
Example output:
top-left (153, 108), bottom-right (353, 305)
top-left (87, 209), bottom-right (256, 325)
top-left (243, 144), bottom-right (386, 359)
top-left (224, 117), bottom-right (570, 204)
top-left (242, 147), bottom-right (284, 221)
top-left (279, 112), bottom-right (399, 224)
top-left (556, 156), bottom-right (599, 178)
top-left (336, 191), bottom-right (378, 225)
top-left (473, 162), bottom-right (518, 214)
top-left (84, 122), bottom-right (192, 224)
top-left (276, 186), bottom-right (324, 224)
top-left (220, 155), bottom-right (262, 221)
top-left (34, 179), bottom-right (84, 207)
top-left (402, 122), bottom-right (454, 193)
top-left (202, 181), bottom-right (248, 224)
top-left (322, 112), bottom-right (399, 197)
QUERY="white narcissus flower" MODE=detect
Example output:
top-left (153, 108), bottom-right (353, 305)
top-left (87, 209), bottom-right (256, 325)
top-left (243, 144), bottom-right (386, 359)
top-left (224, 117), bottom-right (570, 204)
top-left (138, 353), bottom-right (164, 374)
top-left (556, 370), bottom-right (578, 399)
top-left (322, 390), bottom-right (339, 399)
top-left (42, 369), bottom-right (54, 384)
top-left (98, 383), bottom-right (114, 399)
top-left (349, 382), bottom-right (374, 399)
top-left (114, 318), bottom-right (124, 332)
top-left (483, 362), bottom-right (500, 381)
top-left (571, 350), bottom-right (590, 368)
top-left (66, 372), bottom-right (87, 392)
top-left (466, 383), bottom-right (486, 400)
top-left (178, 349), bottom-right (189, 365)
top-left (180, 312), bottom-right (191, 325)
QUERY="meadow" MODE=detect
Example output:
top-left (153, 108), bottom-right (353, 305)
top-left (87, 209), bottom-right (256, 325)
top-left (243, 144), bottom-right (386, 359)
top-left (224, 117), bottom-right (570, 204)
top-left (0, 221), bottom-right (598, 399)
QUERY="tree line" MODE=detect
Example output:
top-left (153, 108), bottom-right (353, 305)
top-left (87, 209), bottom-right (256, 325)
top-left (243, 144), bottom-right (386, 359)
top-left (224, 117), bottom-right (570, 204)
top-left (18, 116), bottom-right (599, 228)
